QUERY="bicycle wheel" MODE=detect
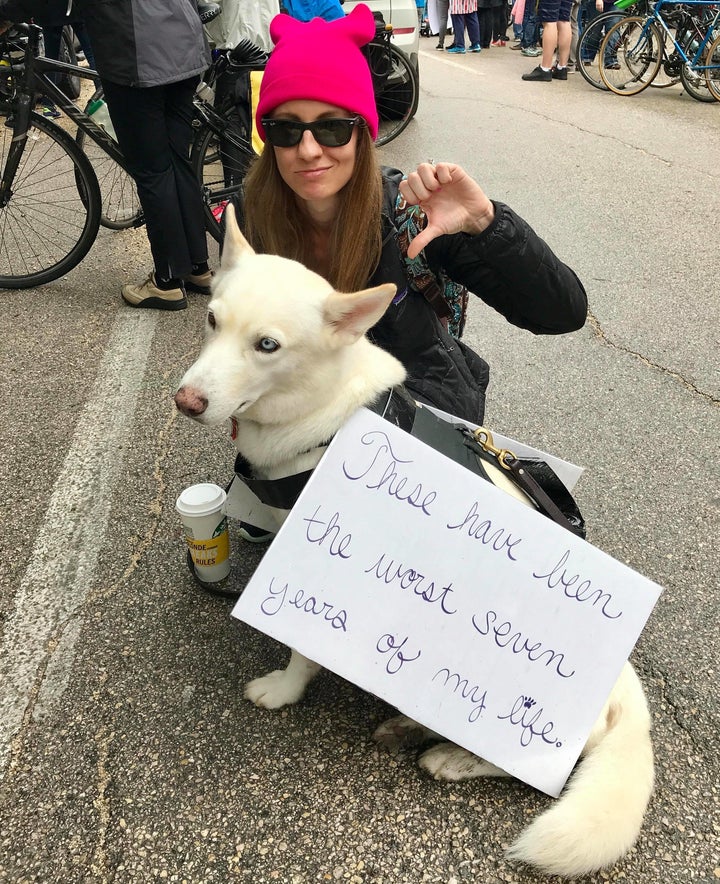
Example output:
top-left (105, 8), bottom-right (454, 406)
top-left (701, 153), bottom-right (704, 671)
top-left (375, 45), bottom-right (419, 147)
top-left (75, 89), bottom-right (143, 229)
top-left (599, 17), bottom-right (663, 95)
top-left (0, 111), bottom-right (101, 289)
top-left (190, 117), bottom-right (256, 242)
top-left (705, 32), bottom-right (720, 101)
top-left (577, 12), bottom-right (624, 90)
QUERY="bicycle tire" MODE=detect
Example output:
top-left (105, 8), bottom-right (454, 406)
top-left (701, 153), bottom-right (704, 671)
top-left (375, 45), bottom-right (419, 147)
top-left (599, 17), bottom-right (663, 95)
top-left (190, 118), bottom-right (256, 242)
top-left (577, 12), bottom-right (625, 90)
top-left (75, 88), bottom-right (143, 230)
top-left (0, 111), bottom-right (101, 289)
top-left (704, 32), bottom-right (720, 101)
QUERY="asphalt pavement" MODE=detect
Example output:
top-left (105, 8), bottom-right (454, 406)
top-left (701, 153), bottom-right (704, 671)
top-left (1, 42), bottom-right (719, 884)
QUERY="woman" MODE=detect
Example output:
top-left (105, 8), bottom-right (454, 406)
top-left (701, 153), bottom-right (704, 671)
top-left (227, 4), bottom-right (586, 541)
top-left (235, 4), bottom-right (586, 420)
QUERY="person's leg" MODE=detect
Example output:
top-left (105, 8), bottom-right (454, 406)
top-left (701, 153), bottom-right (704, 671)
top-left (101, 78), bottom-right (200, 296)
top-left (467, 10), bottom-right (481, 47)
top-left (569, 0), bottom-right (580, 65)
top-left (477, 7), bottom-right (491, 46)
top-left (163, 77), bottom-right (209, 279)
top-left (540, 20), bottom-right (557, 68)
top-left (555, 0), bottom-right (573, 66)
top-left (449, 13), bottom-right (466, 47)
top-left (436, 0), bottom-right (449, 47)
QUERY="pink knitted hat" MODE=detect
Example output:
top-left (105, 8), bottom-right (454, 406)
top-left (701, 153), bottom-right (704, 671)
top-left (256, 4), bottom-right (379, 142)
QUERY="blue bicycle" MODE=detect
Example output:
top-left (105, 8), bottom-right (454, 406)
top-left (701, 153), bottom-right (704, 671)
top-left (598, 0), bottom-right (720, 98)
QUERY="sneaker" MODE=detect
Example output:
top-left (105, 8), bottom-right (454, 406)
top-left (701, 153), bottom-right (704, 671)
top-left (121, 273), bottom-right (187, 310)
top-left (184, 270), bottom-right (213, 295)
top-left (435, 43), bottom-right (445, 50)
top-left (522, 65), bottom-right (553, 81)
top-left (566, 61), bottom-right (577, 72)
top-left (39, 102), bottom-right (61, 118)
top-left (551, 64), bottom-right (568, 80)
top-left (521, 46), bottom-right (542, 57)
top-left (510, 42), bottom-right (524, 50)
top-left (446, 45), bottom-right (466, 53)
top-left (490, 39), bottom-right (507, 46)
top-left (604, 61), bottom-right (621, 70)
top-left (469, 43), bottom-right (482, 52)
top-left (238, 522), bottom-right (276, 543)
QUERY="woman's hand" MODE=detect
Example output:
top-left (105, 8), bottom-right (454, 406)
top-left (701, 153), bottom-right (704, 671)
top-left (398, 162), bottom-right (495, 258)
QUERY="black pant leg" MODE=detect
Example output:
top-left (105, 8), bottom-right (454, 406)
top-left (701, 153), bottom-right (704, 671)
top-left (101, 77), bottom-right (206, 280)
top-left (163, 77), bottom-right (209, 269)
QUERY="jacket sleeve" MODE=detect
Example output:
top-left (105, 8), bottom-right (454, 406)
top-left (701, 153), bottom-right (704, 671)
top-left (424, 201), bottom-right (588, 335)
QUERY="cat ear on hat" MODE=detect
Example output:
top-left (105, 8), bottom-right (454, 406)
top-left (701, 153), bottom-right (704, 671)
top-left (269, 11), bottom-right (305, 44)
top-left (337, 3), bottom-right (378, 43)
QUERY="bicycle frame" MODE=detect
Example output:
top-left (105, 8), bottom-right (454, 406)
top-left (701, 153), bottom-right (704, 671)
top-left (645, 0), bottom-right (720, 71)
top-left (2, 24), bottom-right (252, 208)
top-left (1, 25), bottom-right (127, 205)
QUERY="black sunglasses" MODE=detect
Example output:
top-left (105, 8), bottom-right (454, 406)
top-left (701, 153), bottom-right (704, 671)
top-left (261, 116), bottom-right (365, 148)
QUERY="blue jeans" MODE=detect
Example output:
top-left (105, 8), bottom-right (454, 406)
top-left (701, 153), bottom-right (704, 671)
top-left (580, 5), bottom-right (620, 64)
top-left (521, 2), bottom-right (540, 47)
top-left (451, 11), bottom-right (481, 46)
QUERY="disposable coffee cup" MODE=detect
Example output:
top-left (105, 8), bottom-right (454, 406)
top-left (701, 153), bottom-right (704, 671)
top-left (176, 483), bottom-right (231, 582)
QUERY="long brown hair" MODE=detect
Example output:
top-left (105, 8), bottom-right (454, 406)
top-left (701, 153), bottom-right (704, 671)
top-left (242, 127), bottom-right (384, 292)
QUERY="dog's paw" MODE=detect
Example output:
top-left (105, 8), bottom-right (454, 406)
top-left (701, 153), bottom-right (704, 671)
top-left (419, 743), bottom-right (508, 781)
top-left (243, 670), bottom-right (306, 709)
top-left (372, 714), bottom-right (441, 752)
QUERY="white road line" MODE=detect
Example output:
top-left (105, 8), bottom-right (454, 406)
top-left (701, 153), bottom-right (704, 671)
top-left (0, 310), bottom-right (157, 780)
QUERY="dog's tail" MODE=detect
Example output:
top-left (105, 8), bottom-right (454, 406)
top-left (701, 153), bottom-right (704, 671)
top-left (506, 663), bottom-right (654, 878)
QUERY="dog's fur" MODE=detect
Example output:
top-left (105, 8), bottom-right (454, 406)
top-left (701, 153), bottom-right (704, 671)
top-left (175, 205), bottom-right (654, 878)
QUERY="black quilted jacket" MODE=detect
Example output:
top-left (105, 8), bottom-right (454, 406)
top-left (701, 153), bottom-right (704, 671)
top-left (370, 168), bottom-right (588, 423)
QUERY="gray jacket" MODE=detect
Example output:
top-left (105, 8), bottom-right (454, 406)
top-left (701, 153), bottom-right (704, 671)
top-left (0, 0), bottom-right (210, 87)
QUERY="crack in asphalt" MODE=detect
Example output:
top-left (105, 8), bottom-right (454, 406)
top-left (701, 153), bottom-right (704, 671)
top-left (586, 310), bottom-right (720, 406)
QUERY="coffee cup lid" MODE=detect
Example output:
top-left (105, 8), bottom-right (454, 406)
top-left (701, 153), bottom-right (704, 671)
top-left (175, 483), bottom-right (226, 517)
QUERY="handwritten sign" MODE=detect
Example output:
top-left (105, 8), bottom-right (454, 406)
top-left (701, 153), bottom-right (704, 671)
top-left (231, 408), bottom-right (662, 797)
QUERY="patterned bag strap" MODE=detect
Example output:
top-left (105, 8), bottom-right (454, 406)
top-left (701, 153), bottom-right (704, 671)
top-left (394, 191), bottom-right (453, 326)
top-left (394, 189), bottom-right (470, 339)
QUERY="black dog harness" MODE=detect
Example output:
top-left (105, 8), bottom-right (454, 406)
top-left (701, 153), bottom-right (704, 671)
top-left (232, 386), bottom-right (585, 537)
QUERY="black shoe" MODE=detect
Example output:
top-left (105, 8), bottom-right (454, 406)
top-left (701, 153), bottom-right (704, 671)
top-left (522, 65), bottom-right (553, 81)
top-left (552, 64), bottom-right (568, 80)
top-left (238, 522), bottom-right (276, 543)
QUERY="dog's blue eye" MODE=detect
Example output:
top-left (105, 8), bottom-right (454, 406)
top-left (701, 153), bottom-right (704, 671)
top-left (256, 337), bottom-right (280, 353)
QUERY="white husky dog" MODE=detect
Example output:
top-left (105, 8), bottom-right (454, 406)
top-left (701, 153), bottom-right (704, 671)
top-left (175, 205), bottom-right (655, 879)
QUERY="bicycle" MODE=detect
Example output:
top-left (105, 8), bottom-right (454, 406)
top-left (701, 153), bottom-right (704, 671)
top-left (0, 23), bottom-right (259, 288)
top-left (597, 0), bottom-right (720, 98)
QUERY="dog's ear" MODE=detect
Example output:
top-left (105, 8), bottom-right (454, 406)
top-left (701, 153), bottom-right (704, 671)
top-left (221, 202), bottom-right (255, 270)
top-left (323, 283), bottom-right (397, 346)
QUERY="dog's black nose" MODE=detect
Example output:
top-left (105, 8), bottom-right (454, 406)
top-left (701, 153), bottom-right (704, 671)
top-left (174, 386), bottom-right (208, 418)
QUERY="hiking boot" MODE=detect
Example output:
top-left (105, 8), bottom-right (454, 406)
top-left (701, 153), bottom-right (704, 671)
top-left (184, 269), bottom-right (213, 295)
top-left (521, 46), bottom-right (542, 56)
top-left (552, 64), bottom-right (568, 80)
top-left (469, 43), bottom-right (482, 52)
top-left (238, 522), bottom-right (276, 543)
top-left (522, 65), bottom-right (553, 81)
top-left (121, 273), bottom-right (187, 310)
top-left (446, 45), bottom-right (466, 53)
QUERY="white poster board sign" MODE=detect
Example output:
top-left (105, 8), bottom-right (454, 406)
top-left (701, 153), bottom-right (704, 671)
top-left (232, 409), bottom-right (662, 797)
